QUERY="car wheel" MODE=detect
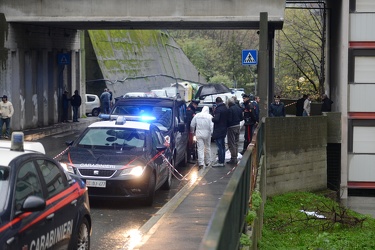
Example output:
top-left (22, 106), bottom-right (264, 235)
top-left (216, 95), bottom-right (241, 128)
top-left (144, 173), bottom-right (156, 206)
top-left (74, 217), bottom-right (90, 250)
top-left (92, 108), bottom-right (100, 117)
top-left (161, 166), bottom-right (172, 190)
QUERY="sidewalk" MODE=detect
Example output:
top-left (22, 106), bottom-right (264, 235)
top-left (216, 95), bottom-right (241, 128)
top-left (23, 116), bottom-right (99, 141)
top-left (134, 164), bottom-right (235, 250)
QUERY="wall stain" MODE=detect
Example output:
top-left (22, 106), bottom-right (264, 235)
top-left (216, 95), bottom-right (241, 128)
top-left (0, 13), bottom-right (8, 70)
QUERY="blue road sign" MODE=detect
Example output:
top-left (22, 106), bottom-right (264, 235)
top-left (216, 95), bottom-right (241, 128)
top-left (242, 50), bottom-right (257, 65)
top-left (57, 53), bottom-right (71, 65)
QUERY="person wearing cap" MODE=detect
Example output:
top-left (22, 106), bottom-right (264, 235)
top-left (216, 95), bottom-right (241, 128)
top-left (212, 97), bottom-right (228, 167)
top-left (70, 90), bottom-right (82, 122)
top-left (62, 90), bottom-right (70, 123)
top-left (186, 99), bottom-right (200, 163)
top-left (0, 95), bottom-right (14, 139)
top-left (241, 94), bottom-right (256, 155)
top-left (269, 95), bottom-right (286, 117)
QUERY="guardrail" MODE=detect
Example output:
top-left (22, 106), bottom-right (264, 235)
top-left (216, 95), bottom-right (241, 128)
top-left (199, 121), bottom-right (264, 249)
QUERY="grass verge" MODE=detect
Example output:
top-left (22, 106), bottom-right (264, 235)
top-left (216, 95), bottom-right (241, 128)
top-left (258, 191), bottom-right (375, 249)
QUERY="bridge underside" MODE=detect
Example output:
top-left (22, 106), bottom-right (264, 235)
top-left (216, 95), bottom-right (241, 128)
top-left (9, 20), bottom-right (283, 30)
top-left (1, 0), bottom-right (285, 30)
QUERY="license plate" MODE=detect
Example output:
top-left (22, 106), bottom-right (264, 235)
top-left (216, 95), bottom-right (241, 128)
top-left (86, 180), bottom-right (106, 188)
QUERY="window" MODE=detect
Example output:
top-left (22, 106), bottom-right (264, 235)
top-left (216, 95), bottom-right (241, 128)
top-left (36, 160), bottom-right (66, 198)
top-left (178, 104), bottom-right (186, 123)
top-left (78, 128), bottom-right (145, 149)
top-left (353, 0), bottom-right (375, 12)
top-left (348, 49), bottom-right (375, 112)
top-left (15, 162), bottom-right (43, 211)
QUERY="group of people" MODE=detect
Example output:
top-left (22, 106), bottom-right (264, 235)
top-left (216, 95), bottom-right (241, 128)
top-left (62, 90), bottom-right (82, 123)
top-left (296, 93), bottom-right (333, 116)
top-left (61, 87), bottom-right (113, 123)
top-left (189, 94), bottom-right (260, 169)
top-left (189, 92), bottom-right (333, 169)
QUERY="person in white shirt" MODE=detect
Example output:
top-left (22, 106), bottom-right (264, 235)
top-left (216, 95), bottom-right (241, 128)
top-left (190, 106), bottom-right (214, 169)
top-left (303, 94), bottom-right (311, 116)
top-left (0, 95), bottom-right (14, 139)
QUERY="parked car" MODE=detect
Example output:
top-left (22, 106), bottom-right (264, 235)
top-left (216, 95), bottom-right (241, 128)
top-left (58, 117), bottom-right (172, 206)
top-left (0, 132), bottom-right (91, 250)
top-left (85, 94), bottom-right (101, 116)
top-left (110, 97), bottom-right (189, 168)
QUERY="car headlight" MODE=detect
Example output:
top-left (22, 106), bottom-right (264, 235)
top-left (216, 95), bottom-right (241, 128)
top-left (193, 135), bottom-right (197, 141)
top-left (121, 165), bottom-right (145, 177)
top-left (60, 162), bottom-right (74, 174)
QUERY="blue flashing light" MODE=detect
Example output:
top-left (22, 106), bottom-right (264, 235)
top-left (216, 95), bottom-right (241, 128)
top-left (99, 114), bottom-right (118, 120)
top-left (140, 115), bottom-right (156, 122)
top-left (99, 114), bottom-right (110, 119)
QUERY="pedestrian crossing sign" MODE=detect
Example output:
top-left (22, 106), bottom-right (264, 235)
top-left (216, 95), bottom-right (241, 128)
top-left (57, 53), bottom-right (71, 65)
top-left (242, 50), bottom-right (257, 65)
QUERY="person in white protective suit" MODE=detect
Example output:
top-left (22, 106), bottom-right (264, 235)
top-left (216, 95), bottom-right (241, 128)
top-left (190, 106), bottom-right (214, 169)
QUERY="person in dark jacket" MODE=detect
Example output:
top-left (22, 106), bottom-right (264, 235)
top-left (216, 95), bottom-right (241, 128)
top-left (212, 97), bottom-right (228, 167)
top-left (321, 94), bottom-right (333, 112)
top-left (269, 95), bottom-right (286, 117)
top-left (241, 94), bottom-right (256, 155)
top-left (62, 90), bottom-right (70, 123)
top-left (186, 99), bottom-right (199, 162)
top-left (226, 97), bottom-right (243, 164)
top-left (296, 94), bottom-right (307, 116)
top-left (70, 90), bottom-right (82, 122)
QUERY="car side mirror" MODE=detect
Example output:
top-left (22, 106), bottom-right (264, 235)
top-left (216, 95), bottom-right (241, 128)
top-left (22, 196), bottom-right (46, 212)
top-left (177, 122), bottom-right (185, 133)
top-left (65, 140), bottom-right (74, 146)
top-left (156, 144), bottom-right (167, 152)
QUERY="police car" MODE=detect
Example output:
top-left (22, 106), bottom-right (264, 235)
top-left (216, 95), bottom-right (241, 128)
top-left (57, 116), bottom-right (172, 206)
top-left (110, 97), bottom-right (188, 168)
top-left (0, 132), bottom-right (91, 250)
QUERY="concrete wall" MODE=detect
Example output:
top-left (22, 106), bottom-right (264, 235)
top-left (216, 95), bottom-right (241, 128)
top-left (1, 24), bottom-right (82, 130)
top-left (86, 30), bottom-right (203, 98)
top-left (265, 116), bottom-right (328, 196)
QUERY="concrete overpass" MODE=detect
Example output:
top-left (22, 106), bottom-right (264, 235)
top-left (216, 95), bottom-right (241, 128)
top-left (1, 0), bottom-right (285, 29)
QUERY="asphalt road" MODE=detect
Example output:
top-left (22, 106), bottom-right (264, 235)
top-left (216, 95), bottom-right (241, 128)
top-left (36, 128), bottom-right (195, 249)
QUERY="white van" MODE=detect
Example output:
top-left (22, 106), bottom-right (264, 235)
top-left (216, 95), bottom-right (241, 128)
top-left (85, 94), bottom-right (101, 116)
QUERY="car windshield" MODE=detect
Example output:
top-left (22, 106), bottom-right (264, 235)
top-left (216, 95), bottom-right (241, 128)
top-left (111, 105), bottom-right (173, 129)
top-left (76, 127), bottom-right (146, 150)
top-left (0, 166), bottom-right (10, 214)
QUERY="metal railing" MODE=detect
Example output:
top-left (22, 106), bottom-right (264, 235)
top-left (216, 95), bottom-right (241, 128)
top-left (199, 122), bottom-right (264, 250)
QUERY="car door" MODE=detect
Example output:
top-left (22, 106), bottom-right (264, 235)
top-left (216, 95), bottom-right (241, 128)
top-left (9, 159), bottom-right (55, 250)
top-left (35, 158), bottom-right (78, 249)
top-left (175, 102), bottom-right (188, 164)
top-left (150, 128), bottom-right (168, 186)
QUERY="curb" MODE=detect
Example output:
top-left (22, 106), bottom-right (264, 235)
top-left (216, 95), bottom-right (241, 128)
top-left (23, 117), bottom-right (99, 141)
top-left (132, 166), bottom-right (210, 250)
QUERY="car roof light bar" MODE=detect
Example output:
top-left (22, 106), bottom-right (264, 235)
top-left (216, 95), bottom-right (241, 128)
top-left (99, 114), bottom-right (119, 120)
top-left (115, 116), bottom-right (126, 125)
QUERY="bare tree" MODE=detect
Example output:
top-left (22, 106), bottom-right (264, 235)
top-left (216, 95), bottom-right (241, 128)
top-left (276, 2), bottom-right (326, 99)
